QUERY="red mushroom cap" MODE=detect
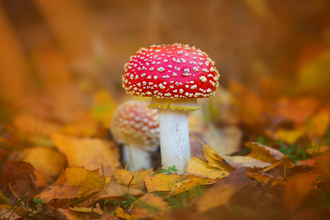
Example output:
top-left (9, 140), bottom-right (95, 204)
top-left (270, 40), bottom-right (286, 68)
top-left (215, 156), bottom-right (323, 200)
top-left (110, 100), bottom-right (159, 149)
top-left (122, 44), bottom-right (220, 100)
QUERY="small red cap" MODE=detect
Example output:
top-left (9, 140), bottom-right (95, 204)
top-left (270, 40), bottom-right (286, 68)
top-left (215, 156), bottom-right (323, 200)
top-left (122, 44), bottom-right (219, 100)
top-left (110, 100), bottom-right (159, 149)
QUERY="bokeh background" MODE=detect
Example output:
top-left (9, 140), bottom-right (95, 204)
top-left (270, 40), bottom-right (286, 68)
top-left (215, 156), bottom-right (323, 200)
top-left (1, 0), bottom-right (330, 156)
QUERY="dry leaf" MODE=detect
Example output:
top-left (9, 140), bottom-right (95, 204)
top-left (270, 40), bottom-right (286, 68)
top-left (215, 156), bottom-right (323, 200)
top-left (0, 205), bottom-right (21, 220)
top-left (65, 166), bottom-right (105, 198)
top-left (39, 185), bottom-right (80, 203)
top-left (184, 157), bottom-right (229, 180)
top-left (57, 208), bottom-right (87, 220)
top-left (129, 194), bottom-right (170, 218)
top-left (115, 207), bottom-right (138, 220)
top-left (114, 168), bottom-right (153, 189)
top-left (51, 133), bottom-right (120, 175)
top-left (221, 155), bottom-right (271, 169)
top-left (169, 177), bottom-right (214, 196)
top-left (144, 173), bottom-right (181, 192)
top-left (69, 206), bottom-right (103, 216)
top-left (274, 128), bottom-right (304, 144)
top-left (245, 141), bottom-right (285, 162)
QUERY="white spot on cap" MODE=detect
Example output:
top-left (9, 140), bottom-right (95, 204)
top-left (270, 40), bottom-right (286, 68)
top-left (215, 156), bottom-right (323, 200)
top-left (157, 67), bottom-right (165, 72)
top-left (191, 85), bottom-right (197, 89)
top-left (154, 76), bottom-right (158, 80)
top-left (159, 84), bottom-right (165, 89)
top-left (199, 76), bottom-right (207, 83)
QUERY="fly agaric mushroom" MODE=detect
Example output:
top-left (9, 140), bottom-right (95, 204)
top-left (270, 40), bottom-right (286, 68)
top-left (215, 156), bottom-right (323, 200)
top-left (110, 100), bottom-right (159, 171)
top-left (122, 44), bottom-right (219, 174)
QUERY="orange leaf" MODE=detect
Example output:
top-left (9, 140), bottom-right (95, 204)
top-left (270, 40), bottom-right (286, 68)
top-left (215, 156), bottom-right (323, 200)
top-left (51, 133), bottom-right (120, 175)
top-left (169, 177), bottom-right (215, 196)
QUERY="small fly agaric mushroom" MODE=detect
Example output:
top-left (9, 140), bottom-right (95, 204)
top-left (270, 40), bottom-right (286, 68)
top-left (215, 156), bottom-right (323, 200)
top-left (122, 44), bottom-right (219, 174)
top-left (110, 100), bottom-right (159, 171)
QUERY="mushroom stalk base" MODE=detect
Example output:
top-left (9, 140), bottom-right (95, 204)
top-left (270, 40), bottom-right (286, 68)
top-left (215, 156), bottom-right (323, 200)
top-left (123, 145), bottom-right (153, 171)
top-left (158, 108), bottom-right (191, 174)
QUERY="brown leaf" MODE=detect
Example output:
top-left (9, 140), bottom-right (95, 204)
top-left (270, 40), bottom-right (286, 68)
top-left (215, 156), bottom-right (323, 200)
top-left (129, 194), bottom-right (170, 218)
top-left (0, 160), bottom-right (36, 202)
top-left (39, 185), bottom-right (80, 203)
top-left (213, 167), bottom-right (251, 192)
top-left (57, 208), bottom-right (87, 220)
top-left (284, 173), bottom-right (317, 213)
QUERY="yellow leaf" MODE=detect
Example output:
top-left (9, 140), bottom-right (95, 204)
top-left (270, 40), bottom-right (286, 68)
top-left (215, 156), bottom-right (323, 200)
top-left (51, 133), bottom-right (120, 175)
top-left (114, 168), bottom-right (154, 189)
top-left (245, 141), bottom-right (284, 162)
top-left (130, 194), bottom-right (170, 218)
top-left (65, 166), bottom-right (105, 198)
top-left (57, 208), bottom-right (87, 220)
top-left (185, 157), bottom-right (229, 180)
top-left (169, 177), bottom-right (214, 196)
top-left (144, 173), bottom-right (182, 192)
top-left (116, 207), bottom-right (138, 220)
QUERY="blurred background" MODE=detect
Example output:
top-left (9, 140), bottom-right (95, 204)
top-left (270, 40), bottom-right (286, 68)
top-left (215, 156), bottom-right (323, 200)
top-left (0, 0), bottom-right (330, 157)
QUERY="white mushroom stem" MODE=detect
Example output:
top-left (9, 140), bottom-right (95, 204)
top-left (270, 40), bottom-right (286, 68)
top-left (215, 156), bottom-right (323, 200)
top-left (122, 145), bottom-right (153, 171)
top-left (158, 108), bottom-right (191, 174)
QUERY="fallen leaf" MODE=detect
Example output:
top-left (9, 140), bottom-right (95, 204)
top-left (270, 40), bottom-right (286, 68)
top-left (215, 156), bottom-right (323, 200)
top-left (69, 206), bottom-right (103, 216)
top-left (184, 157), bottom-right (229, 180)
top-left (262, 155), bottom-right (294, 172)
top-left (212, 167), bottom-right (251, 191)
top-left (23, 146), bottom-right (66, 181)
top-left (284, 173), bottom-right (317, 213)
top-left (194, 184), bottom-right (235, 212)
top-left (115, 207), bottom-right (137, 220)
top-left (129, 194), bottom-right (170, 218)
top-left (51, 133), bottom-right (120, 175)
top-left (65, 166), bottom-right (105, 198)
top-left (0, 205), bottom-right (21, 220)
top-left (245, 141), bottom-right (285, 162)
top-left (114, 168), bottom-right (153, 189)
top-left (0, 190), bottom-right (9, 205)
top-left (57, 208), bottom-right (87, 220)
top-left (96, 177), bottom-right (144, 201)
top-left (39, 185), bottom-right (80, 203)
top-left (221, 155), bottom-right (271, 169)
top-left (169, 177), bottom-right (214, 196)
top-left (144, 173), bottom-right (181, 192)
